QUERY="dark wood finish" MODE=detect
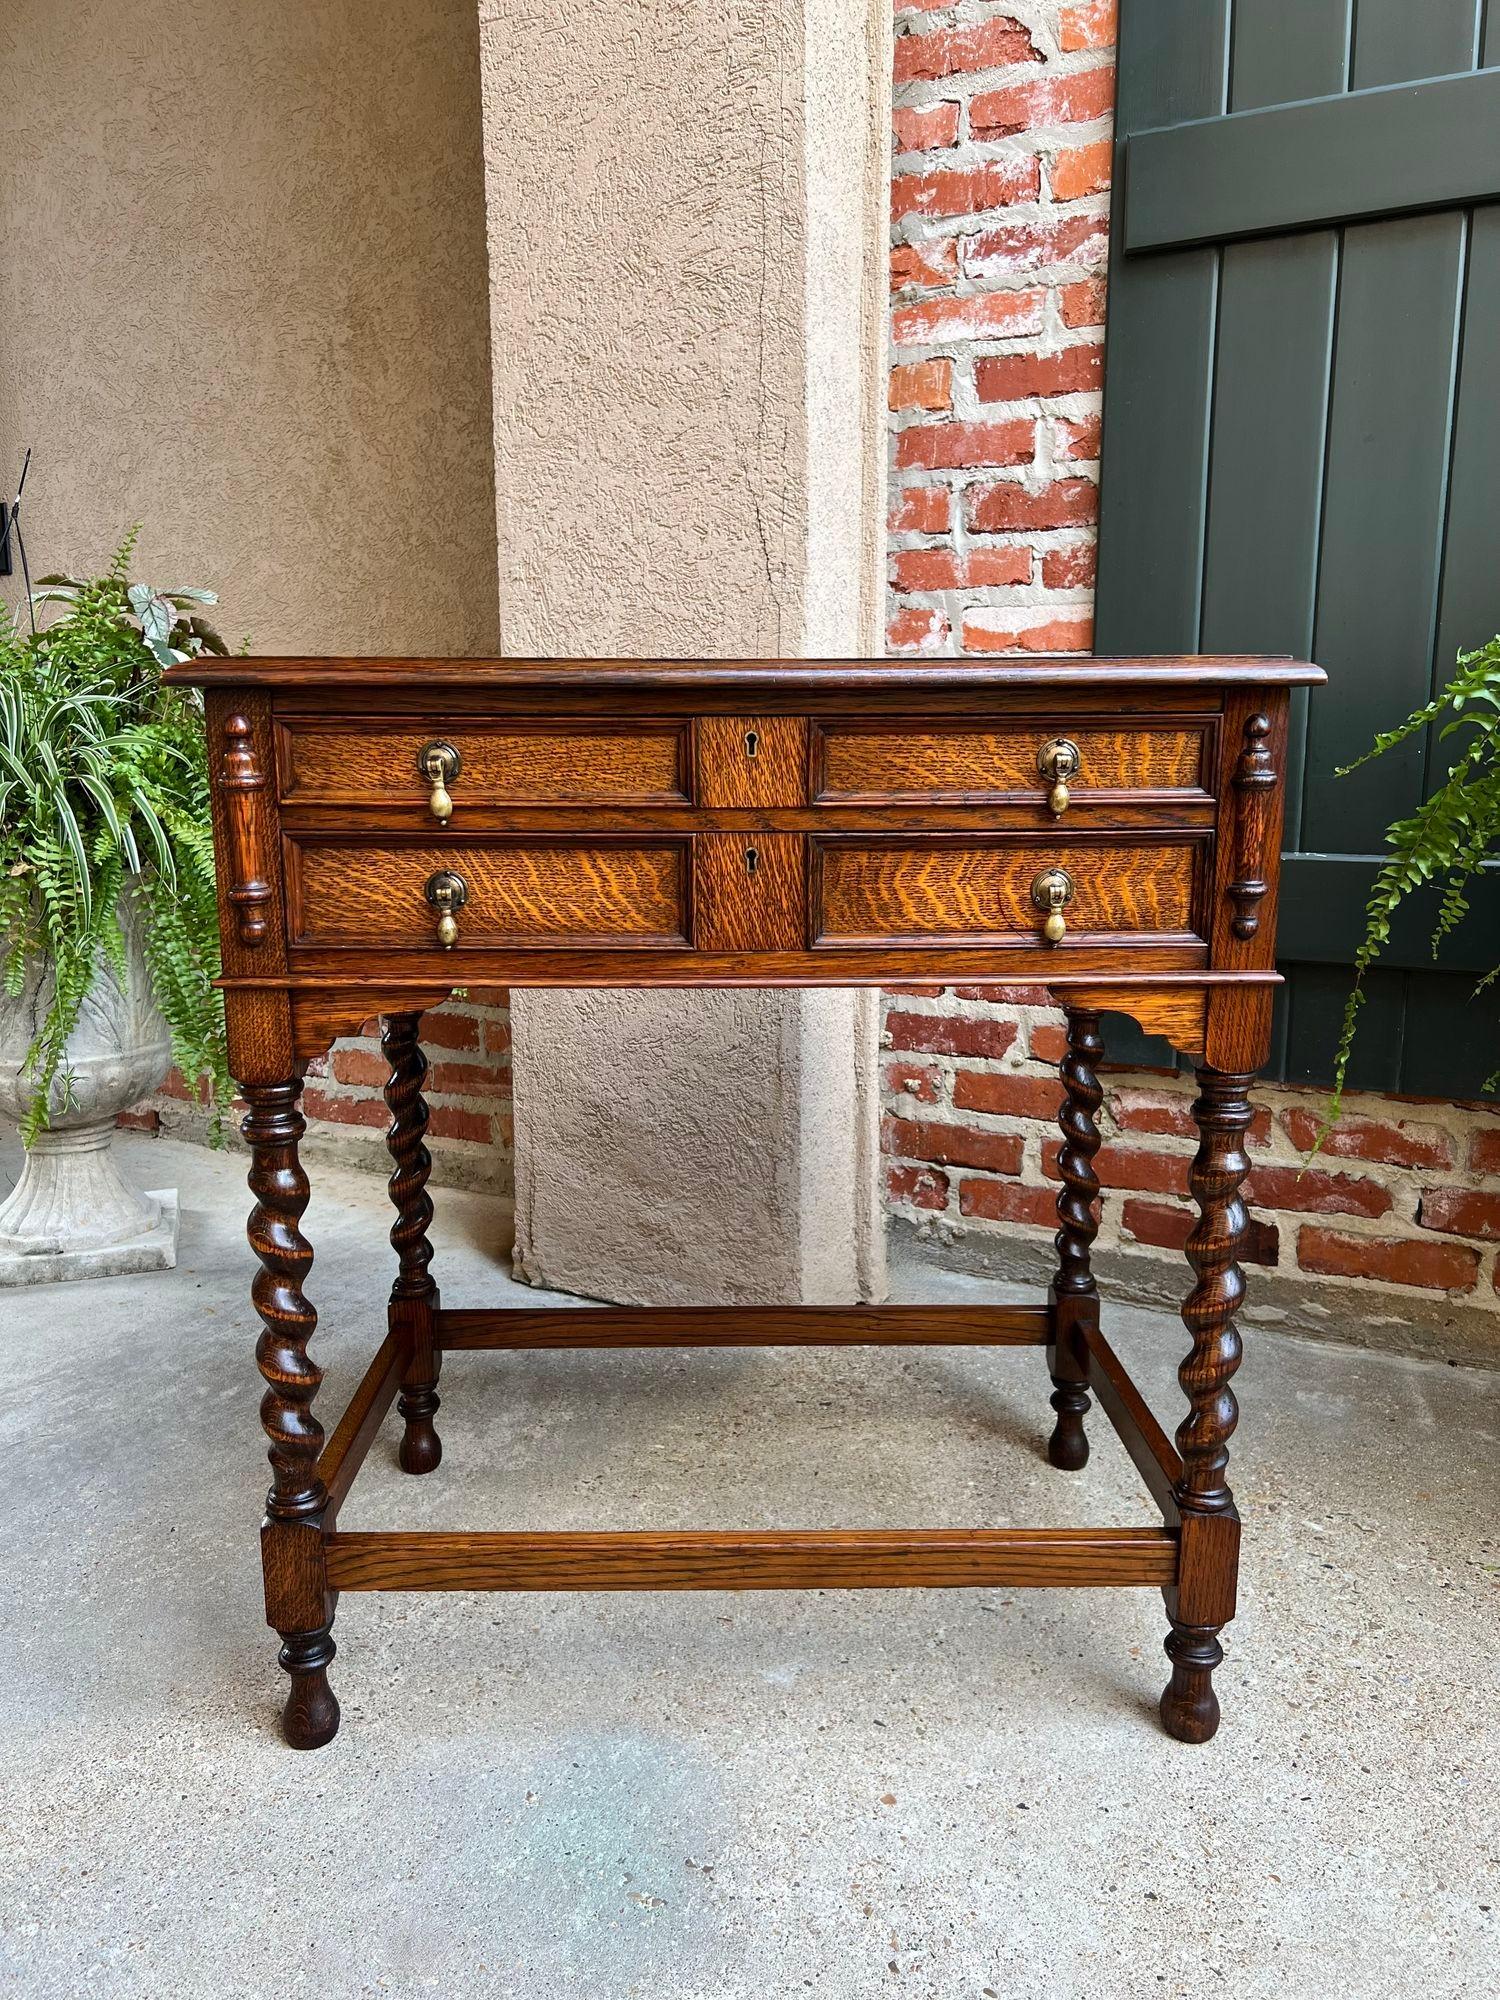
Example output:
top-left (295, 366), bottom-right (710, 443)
top-left (1159, 1067), bottom-right (1253, 1745)
top-left (1046, 1008), bottom-right (1103, 1471)
top-left (323, 1527), bottom-right (1179, 1593)
top-left (183, 654), bottom-right (1319, 1747)
top-left (382, 1013), bottom-right (442, 1475)
top-left (695, 714), bottom-right (809, 806)
top-left (242, 1077), bottom-right (338, 1749)
top-left (813, 718), bottom-right (1211, 805)
top-left (436, 1303), bottom-right (1052, 1347)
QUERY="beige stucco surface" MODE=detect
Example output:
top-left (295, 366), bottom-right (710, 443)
top-left (486, 0), bottom-right (892, 1305)
top-left (0, 0), bottom-right (499, 654)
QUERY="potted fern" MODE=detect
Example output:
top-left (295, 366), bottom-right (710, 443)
top-left (1330, 636), bottom-right (1500, 1118)
top-left (0, 532), bottom-right (232, 1284)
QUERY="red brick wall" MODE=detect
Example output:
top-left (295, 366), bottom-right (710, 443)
top-left (882, 0), bottom-right (1500, 1325)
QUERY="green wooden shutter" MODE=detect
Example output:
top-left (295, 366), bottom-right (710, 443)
top-left (1095, 0), bottom-right (1500, 1093)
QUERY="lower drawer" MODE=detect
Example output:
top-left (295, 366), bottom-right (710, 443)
top-left (286, 838), bottom-right (691, 949)
top-left (811, 835), bottom-right (1205, 947)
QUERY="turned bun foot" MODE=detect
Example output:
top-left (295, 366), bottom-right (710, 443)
top-left (1046, 1381), bottom-right (1091, 1470)
top-left (1159, 1623), bottom-right (1223, 1743)
top-left (397, 1387), bottom-right (442, 1474)
top-left (279, 1629), bottom-right (341, 1749)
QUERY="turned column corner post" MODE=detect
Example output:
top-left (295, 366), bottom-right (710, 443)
top-left (241, 1072), bottom-right (339, 1750)
top-left (1046, 1006), bottom-right (1104, 1472)
top-left (382, 1011), bottom-right (443, 1475)
top-left (1160, 1063), bottom-right (1255, 1745)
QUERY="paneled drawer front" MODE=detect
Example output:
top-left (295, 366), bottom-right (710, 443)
top-left (277, 719), bottom-right (690, 808)
top-left (812, 836), bottom-right (1204, 946)
top-left (812, 721), bottom-right (1212, 805)
top-left (288, 839), bottom-right (690, 948)
top-left (695, 716), bottom-right (810, 806)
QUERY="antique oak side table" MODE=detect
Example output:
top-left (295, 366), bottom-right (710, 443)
top-left (169, 654), bottom-right (1323, 1750)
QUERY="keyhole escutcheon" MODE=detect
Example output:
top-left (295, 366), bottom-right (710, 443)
top-left (744, 846), bottom-right (759, 878)
top-left (744, 729), bottom-right (759, 759)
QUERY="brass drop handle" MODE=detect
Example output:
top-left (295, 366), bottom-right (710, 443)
top-left (424, 869), bottom-right (468, 949)
top-left (1037, 737), bottom-right (1081, 816)
top-left (418, 741), bottom-right (462, 823)
top-left (1031, 867), bottom-right (1074, 945)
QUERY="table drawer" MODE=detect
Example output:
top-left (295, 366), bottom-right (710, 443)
top-left (277, 718), bottom-right (690, 811)
top-left (287, 838), bottom-right (691, 949)
top-left (812, 719), bottom-right (1213, 807)
top-left (811, 835), bottom-right (1205, 947)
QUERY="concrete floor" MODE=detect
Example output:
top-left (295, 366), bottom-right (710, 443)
top-left (0, 1131), bottom-right (1496, 1999)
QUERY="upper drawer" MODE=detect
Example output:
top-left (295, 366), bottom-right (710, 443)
top-left (811, 719), bottom-right (1213, 806)
top-left (276, 718), bottom-right (690, 810)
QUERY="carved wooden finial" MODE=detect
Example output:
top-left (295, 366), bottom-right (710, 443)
top-left (1228, 712), bottom-right (1276, 941)
top-left (220, 712), bottom-right (273, 948)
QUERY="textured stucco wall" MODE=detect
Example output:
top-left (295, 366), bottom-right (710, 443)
top-left (481, 0), bottom-right (887, 653)
top-left (0, 0), bottom-right (499, 654)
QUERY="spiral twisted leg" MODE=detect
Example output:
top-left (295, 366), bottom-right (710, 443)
top-left (1046, 1007), bottom-right (1103, 1470)
top-left (243, 1079), bottom-right (339, 1748)
top-left (1160, 1067), bottom-right (1253, 1744)
top-left (382, 1012), bottom-right (442, 1474)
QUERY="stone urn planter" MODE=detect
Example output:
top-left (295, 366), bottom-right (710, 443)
top-left (0, 892), bottom-right (179, 1285)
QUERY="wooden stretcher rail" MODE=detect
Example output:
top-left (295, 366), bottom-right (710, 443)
top-left (315, 1331), bottom-right (405, 1517)
top-left (322, 1526), bottom-right (1179, 1592)
top-left (436, 1304), bottom-right (1051, 1349)
top-left (1083, 1324), bottom-right (1184, 1519)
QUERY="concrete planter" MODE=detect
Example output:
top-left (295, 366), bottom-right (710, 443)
top-left (0, 891), bottom-right (179, 1285)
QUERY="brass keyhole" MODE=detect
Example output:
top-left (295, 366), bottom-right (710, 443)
top-left (745, 729), bottom-right (759, 760)
top-left (745, 846), bottom-right (759, 878)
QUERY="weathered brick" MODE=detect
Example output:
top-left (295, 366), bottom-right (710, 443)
top-left (1052, 138), bottom-right (1113, 202)
top-left (116, 1106), bottom-right (162, 1133)
top-left (1041, 542), bottom-right (1097, 590)
top-left (975, 344), bottom-right (1104, 402)
top-left (331, 1047), bottom-right (391, 1090)
top-left (889, 484), bottom-right (953, 534)
top-left (1053, 411), bottom-right (1102, 461)
top-left (1246, 1164), bottom-right (1392, 1219)
top-left (892, 158), bottom-right (1041, 224)
top-left (896, 418), bottom-right (1034, 471)
top-left (302, 1088), bottom-right (390, 1131)
top-left (959, 1175), bottom-right (1059, 1228)
top-left (887, 604), bottom-right (950, 652)
top-left (1417, 1186), bottom-right (1500, 1241)
top-left (427, 1058), bottom-right (510, 1101)
top-left (418, 1007), bottom-right (483, 1052)
top-left (967, 478), bottom-right (1098, 532)
top-left (1028, 1020), bottom-right (1069, 1064)
top-left (1297, 1226), bottom-right (1480, 1293)
top-left (1278, 1105), bottom-right (1453, 1171)
top-left (882, 1114), bottom-right (1024, 1176)
top-left (893, 100), bottom-right (960, 153)
top-left (1044, 1140), bottom-right (1188, 1196)
top-left (891, 546), bottom-right (1032, 592)
top-left (894, 17), bottom-right (1041, 84)
top-left (1470, 1127), bottom-right (1500, 1173)
top-left (887, 1162), bottom-right (951, 1211)
top-left (426, 1103), bottom-right (494, 1145)
top-left (963, 613), bottom-right (1094, 654)
top-left (893, 287), bottom-right (1045, 346)
top-left (883, 1058), bottom-right (943, 1106)
top-left (1122, 1197), bottom-right (1280, 1268)
top-left (961, 211), bottom-right (1109, 286)
top-left (891, 238), bottom-right (961, 294)
top-left (1061, 274), bottom-right (1108, 327)
top-left (887, 1010), bottom-right (1018, 1060)
top-left (954, 1069), bottom-right (1064, 1120)
top-left (1060, 0), bottom-right (1118, 53)
top-left (889, 358), bottom-right (953, 413)
top-left (947, 983), bottom-right (1046, 1003)
top-left (971, 68), bottom-right (1115, 140)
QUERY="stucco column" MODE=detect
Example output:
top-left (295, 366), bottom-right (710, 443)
top-left (478, 0), bottom-right (891, 1304)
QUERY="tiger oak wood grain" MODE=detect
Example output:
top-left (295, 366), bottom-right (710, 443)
top-left (278, 718), bottom-right (689, 807)
top-left (814, 720), bottom-right (1212, 803)
top-left (180, 652), bottom-right (1322, 1748)
top-left (812, 834), bottom-right (1203, 945)
top-left (287, 837), bottom-right (691, 948)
